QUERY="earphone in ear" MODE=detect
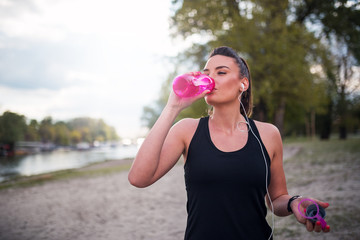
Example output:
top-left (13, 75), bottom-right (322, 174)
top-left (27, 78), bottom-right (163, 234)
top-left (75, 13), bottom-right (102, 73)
top-left (241, 83), bottom-right (245, 91)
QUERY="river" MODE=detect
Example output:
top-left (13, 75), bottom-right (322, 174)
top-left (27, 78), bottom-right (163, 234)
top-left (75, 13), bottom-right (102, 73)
top-left (0, 144), bottom-right (138, 183)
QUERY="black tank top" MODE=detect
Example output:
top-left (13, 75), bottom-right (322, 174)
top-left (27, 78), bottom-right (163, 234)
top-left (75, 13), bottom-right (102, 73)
top-left (184, 117), bottom-right (272, 240)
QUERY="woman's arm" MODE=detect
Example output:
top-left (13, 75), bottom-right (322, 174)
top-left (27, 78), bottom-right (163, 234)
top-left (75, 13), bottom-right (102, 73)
top-left (257, 122), bottom-right (290, 216)
top-left (258, 122), bottom-right (330, 232)
top-left (128, 90), bottom-right (209, 188)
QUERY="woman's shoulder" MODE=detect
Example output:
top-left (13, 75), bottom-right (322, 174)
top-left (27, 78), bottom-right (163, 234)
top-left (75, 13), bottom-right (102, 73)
top-left (253, 119), bottom-right (283, 160)
top-left (172, 118), bottom-right (203, 147)
top-left (253, 119), bottom-right (281, 141)
top-left (173, 117), bottom-right (202, 131)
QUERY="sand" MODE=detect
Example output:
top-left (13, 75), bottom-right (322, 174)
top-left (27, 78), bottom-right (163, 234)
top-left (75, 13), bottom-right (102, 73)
top-left (0, 144), bottom-right (358, 240)
top-left (0, 160), bottom-right (187, 240)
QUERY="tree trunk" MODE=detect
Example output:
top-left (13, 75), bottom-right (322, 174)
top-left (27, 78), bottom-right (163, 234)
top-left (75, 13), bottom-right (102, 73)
top-left (338, 85), bottom-right (347, 140)
top-left (305, 115), bottom-right (310, 138)
top-left (339, 126), bottom-right (347, 139)
top-left (311, 109), bottom-right (316, 140)
top-left (319, 100), bottom-right (333, 140)
top-left (274, 98), bottom-right (286, 137)
top-left (253, 97), bottom-right (268, 122)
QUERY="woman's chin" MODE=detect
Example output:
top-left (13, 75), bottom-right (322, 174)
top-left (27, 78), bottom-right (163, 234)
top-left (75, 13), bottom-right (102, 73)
top-left (205, 94), bottom-right (215, 105)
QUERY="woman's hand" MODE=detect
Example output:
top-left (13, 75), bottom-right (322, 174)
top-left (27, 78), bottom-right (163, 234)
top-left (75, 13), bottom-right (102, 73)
top-left (291, 197), bottom-right (330, 233)
top-left (166, 71), bottom-right (210, 112)
top-left (128, 71), bottom-right (209, 188)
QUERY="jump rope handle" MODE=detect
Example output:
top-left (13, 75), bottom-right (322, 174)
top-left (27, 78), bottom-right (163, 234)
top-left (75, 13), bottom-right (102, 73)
top-left (298, 199), bottom-right (327, 230)
top-left (306, 204), bottom-right (327, 229)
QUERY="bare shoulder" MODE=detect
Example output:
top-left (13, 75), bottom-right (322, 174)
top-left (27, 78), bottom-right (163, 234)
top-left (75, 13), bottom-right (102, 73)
top-left (253, 120), bottom-right (283, 160)
top-left (175, 117), bottom-right (200, 127)
top-left (170, 118), bottom-right (201, 158)
top-left (172, 118), bottom-right (200, 136)
top-left (253, 120), bottom-right (281, 139)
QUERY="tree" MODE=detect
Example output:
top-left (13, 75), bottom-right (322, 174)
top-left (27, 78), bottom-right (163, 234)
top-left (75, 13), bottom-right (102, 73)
top-left (335, 45), bottom-right (358, 139)
top-left (294, 0), bottom-right (360, 139)
top-left (0, 111), bottom-right (27, 143)
top-left (38, 117), bottom-right (56, 143)
top-left (70, 130), bottom-right (82, 144)
top-left (54, 121), bottom-right (70, 146)
top-left (67, 117), bottom-right (119, 144)
top-left (295, 0), bottom-right (360, 60)
top-left (25, 119), bottom-right (40, 141)
top-left (169, 0), bottom-right (327, 136)
top-left (0, 110), bottom-right (119, 156)
top-left (349, 94), bottom-right (360, 133)
top-left (0, 111), bottom-right (27, 156)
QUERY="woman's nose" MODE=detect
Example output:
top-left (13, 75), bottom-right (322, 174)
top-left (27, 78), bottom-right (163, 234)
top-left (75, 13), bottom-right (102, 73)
top-left (209, 73), bottom-right (216, 82)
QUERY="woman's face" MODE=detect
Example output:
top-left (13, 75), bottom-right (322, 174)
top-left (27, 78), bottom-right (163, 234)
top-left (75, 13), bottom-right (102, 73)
top-left (203, 55), bottom-right (242, 106)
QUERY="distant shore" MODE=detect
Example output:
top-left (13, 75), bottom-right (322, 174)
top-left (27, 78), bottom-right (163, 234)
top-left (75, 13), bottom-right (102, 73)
top-left (0, 144), bottom-right (138, 183)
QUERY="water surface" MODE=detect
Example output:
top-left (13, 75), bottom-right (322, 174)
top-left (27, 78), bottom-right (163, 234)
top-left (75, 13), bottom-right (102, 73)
top-left (0, 145), bottom-right (137, 182)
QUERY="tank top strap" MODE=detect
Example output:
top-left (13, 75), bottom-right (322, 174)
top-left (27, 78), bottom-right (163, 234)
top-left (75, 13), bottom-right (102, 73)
top-left (196, 116), bottom-right (209, 136)
top-left (247, 118), bottom-right (271, 166)
top-left (247, 118), bottom-right (260, 138)
top-left (187, 116), bottom-right (209, 151)
top-left (200, 116), bottom-right (209, 126)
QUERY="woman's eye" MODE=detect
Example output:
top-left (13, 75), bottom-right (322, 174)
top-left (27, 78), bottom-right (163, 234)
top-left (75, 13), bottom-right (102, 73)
top-left (218, 71), bottom-right (226, 75)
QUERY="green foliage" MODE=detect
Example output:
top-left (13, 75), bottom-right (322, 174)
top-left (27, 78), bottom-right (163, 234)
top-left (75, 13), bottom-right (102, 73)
top-left (295, 0), bottom-right (360, 62)
top-left (0, 111), bottom-right (27, 142)
top-left (66, 117), bottom-right (119, 143)
top-left (70, 130), bottom-right (82, 144)
top-left (54, 122), bottom-right (70, 146)
top-left (294, 0), bottom-right (360, 139)
top-left (25, 119), bottom-right (40, 141)
top-left (38, 117), bottom-right (56, 143)
top-left (169, 0), bottom-right (328, 135)
top-left (177, 98), bottom-right (211, 120)
top-left (0, 111), bottom-right (119, 146)
top-left (141, 0), bottom-right (359, 137)
top-left (66, 117), bottom-right (119, 144)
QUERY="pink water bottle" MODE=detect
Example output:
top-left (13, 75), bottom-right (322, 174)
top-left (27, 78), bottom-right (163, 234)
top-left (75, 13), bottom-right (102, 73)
top-left (172, 73), bottom-right (215, 98)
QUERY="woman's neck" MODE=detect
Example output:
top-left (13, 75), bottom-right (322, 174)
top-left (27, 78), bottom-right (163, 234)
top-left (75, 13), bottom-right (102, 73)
top-left (209, 104), bottom-right (245, 134)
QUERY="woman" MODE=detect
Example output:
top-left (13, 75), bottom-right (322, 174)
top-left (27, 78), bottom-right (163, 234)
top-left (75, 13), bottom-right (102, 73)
top-left (128, 46), bottom-right (330, 239)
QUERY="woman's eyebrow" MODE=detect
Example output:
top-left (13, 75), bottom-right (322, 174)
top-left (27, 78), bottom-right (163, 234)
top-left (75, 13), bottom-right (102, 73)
top-left (203, 66), bottom-right (230, 71)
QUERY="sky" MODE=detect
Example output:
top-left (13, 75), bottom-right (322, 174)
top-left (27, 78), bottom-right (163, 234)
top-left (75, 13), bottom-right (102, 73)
top-left (0, 0), bottom-right (185, 139)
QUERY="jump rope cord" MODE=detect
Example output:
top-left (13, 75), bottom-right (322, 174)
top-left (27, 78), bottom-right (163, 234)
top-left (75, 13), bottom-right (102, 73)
top-left (238, 92), bottom-right (275, 240)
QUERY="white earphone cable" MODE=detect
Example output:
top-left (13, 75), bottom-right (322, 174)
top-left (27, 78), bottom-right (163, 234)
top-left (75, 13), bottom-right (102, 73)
top-left (239, 91), bottom-right (275, 240)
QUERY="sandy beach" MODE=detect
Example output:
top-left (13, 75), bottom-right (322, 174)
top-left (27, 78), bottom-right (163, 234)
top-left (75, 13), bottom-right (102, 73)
top-left (0, 142), bottom-right (359, 240)
top-left (0, 159), bottom-right (188, 240)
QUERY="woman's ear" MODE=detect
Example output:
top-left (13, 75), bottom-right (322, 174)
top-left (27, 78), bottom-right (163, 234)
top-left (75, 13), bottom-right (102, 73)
top-left (240, 77), bottom-right (249, 92)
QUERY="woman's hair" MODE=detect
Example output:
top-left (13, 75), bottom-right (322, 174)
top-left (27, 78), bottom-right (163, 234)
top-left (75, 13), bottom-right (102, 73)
top-left (209, 46), bottom-right (253, 117)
